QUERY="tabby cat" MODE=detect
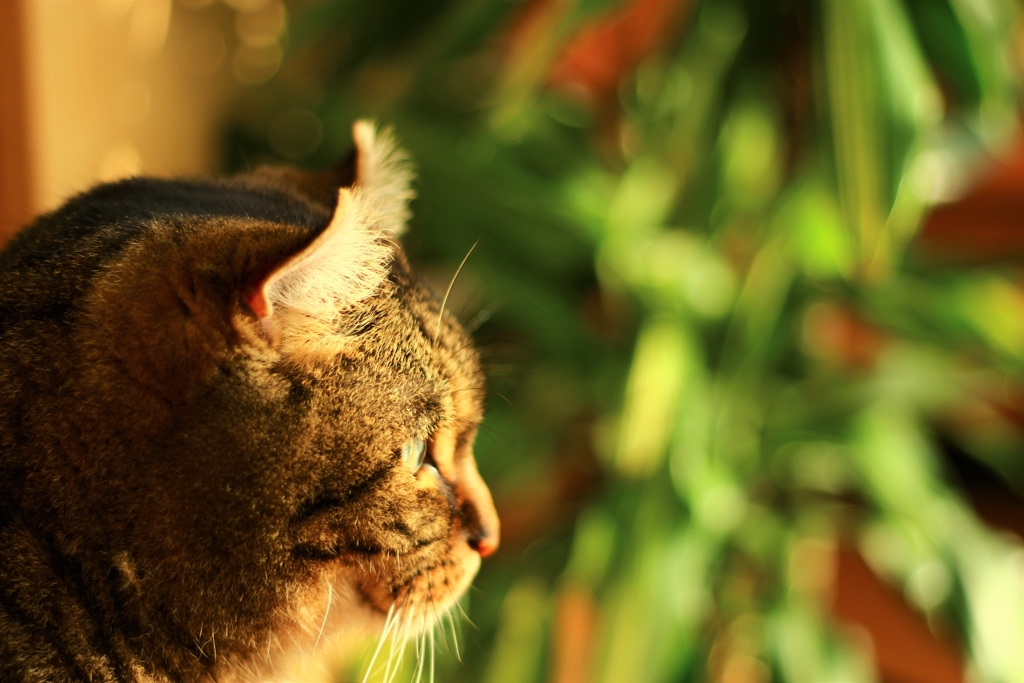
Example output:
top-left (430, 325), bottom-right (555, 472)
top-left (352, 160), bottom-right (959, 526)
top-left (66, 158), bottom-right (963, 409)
top-left (0, 121), bottom-right (499, 682)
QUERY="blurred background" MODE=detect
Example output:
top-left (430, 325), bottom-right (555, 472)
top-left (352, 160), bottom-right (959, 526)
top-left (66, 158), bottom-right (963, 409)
top-left (2, 0), bottom-right (1024, 681)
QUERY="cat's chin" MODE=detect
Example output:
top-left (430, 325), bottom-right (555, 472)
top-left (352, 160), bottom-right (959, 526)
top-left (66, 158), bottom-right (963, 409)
top-left (265, 539), bottom-right (480, 668)
top-left (220, 544), bottom-right (480, 683)
top-left (351, 537), bottom-right (482, 634)
top-left (216, 579), bottom-right (370, 683)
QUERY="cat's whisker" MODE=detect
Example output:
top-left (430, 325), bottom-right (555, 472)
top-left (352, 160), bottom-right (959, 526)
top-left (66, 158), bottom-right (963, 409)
top-left (466, 300), bottom-right (504, 334)
top-left (420, 623), bottom-right (431, 677)
top-left (450, 416), bottom-right (514, 448)
top-left (427, 624), bottom-right (436, 683)
top-left (437, 339), bottom-right (485, 369)
top-left (383, 604), bottom-right (411, 683)
top-left (450, 593), bottom-right (473, 630)
top-left (361, 603), bottom-right (397, 683)
top-left (397, 614), bottom-right (416, 682)
top-left (379, 639), bottom-right (395, 683)
top-left (391, 614), bottom-right (407, 683)
top-left (453, 595), bottom-right (474, 629)
top-left (413, 628), bottom-right (426, 683)
top-left (383, 589), bottom-right (417, 683)
top-left (379, 613), bottom-right (401, 683)
top-left (484, 358), bottom-right (574, 376)
top-left (425, 578), bottom-right (451, 655)
top-left (381, 641), bottom-right (397, 683)
top-left (454, 284), bottom-right (486, 325)
top-left (449, 384), bottom-right (488, 395)
top-left (491, 390), bottom-right (515, 411)
top-left (445, 609), bottom-right (460, 662)
top-left (434, 240), bottom-right (480, 344)
top-left (409, 626), bottom-right (421, 683)
top-left (313, 583), bottom-right (332, 652)
top-left (472, 333), bottom-right (519, 348)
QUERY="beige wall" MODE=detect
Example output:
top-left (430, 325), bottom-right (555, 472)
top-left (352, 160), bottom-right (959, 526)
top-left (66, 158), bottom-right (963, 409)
top-left (25, 0), bottom-right (237, 215)
top-left (0, 0), bottom-right (34, 240)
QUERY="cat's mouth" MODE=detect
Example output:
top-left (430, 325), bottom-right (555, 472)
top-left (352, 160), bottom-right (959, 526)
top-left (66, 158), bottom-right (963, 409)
top-left (290, 511), bottom-right (482, 623)
top-left (350, 538), bottom-right (482, 626)
top-left (291, 535), bottom-right (446, 562)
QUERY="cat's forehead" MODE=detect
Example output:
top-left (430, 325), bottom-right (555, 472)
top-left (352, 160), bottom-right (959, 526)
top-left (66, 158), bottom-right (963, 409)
top-left (277, 253), bottom-right (485, 424)
top-left (372, 259), bottom-right (485, 411)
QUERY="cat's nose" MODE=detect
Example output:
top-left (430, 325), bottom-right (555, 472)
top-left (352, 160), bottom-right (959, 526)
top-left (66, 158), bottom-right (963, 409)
top-left (457, 456), bottom-right (500, 558)
top-left (469, 531), bottom-right (498, 558)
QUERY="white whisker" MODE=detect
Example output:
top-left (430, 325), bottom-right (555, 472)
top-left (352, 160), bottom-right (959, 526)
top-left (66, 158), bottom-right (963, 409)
top-left (362, 603), bottom-right (397, 683)
top-left (313, 584), bottom-right (332, 652)
top-left (454, 596), bottom-right (470, 621)
top-left (445, 609), bottom-right (460, 662)
top-left (395, 607), bottom-right (416, 682)
top-left (386, 606), bottom-right (406, 683)
top-left (425, 579), bottom-right (451, 654)
top-left (413, 628), bottom-right (426, 683)
top-left (429, 626), bottom-right (436, 683)
top-left (434, 240), bottom-right (479, 343)
top-left (383, 606), bottom-right (410, 683)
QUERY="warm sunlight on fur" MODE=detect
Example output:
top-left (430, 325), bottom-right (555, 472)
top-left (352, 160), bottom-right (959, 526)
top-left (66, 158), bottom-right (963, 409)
top-left (0, 121), bottom-right (498, 682)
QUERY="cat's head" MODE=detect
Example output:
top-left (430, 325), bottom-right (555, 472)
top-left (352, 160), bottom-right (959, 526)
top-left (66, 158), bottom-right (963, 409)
top-left (3, 121), bottom-right (497, 677)
top-left (247, 121), bottom-right (500, 636)
top-left (237, 120), bottom-right (500, 634)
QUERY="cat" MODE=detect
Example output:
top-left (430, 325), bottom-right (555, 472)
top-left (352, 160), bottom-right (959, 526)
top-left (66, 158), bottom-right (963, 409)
top-left (0, 121), bottom-right (499, 682)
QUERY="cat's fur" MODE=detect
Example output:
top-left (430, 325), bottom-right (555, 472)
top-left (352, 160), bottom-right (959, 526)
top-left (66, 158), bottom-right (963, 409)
top-left (0, 121), bottom-right (499, 682)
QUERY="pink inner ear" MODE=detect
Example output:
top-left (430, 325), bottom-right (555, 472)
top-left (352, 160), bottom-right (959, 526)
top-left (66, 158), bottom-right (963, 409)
top-left (247, 288), bottom-right (270, 319)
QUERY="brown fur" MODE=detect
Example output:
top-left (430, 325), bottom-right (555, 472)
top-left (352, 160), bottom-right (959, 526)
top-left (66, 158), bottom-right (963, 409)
top-left (0, 124), bottom-right (498, 682)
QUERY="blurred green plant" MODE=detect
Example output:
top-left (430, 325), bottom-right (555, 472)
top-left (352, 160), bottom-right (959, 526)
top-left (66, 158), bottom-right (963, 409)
top-left (221, 0), bottom-right (1024, 680)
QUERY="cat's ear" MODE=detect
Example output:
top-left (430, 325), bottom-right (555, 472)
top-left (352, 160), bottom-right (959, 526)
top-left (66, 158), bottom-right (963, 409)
top-left (248, 120), bottom-right (415, 341)
top-left (350, 119), bottom-right (414, 237)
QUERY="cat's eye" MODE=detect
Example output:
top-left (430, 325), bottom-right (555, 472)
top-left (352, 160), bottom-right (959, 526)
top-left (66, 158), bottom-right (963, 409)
top-left (400, 437), bottom-right (426, 473)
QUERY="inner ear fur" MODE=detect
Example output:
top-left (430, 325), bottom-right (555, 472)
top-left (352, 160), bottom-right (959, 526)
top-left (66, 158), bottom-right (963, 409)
top-left (248, 120), bottom-right (415, 346)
